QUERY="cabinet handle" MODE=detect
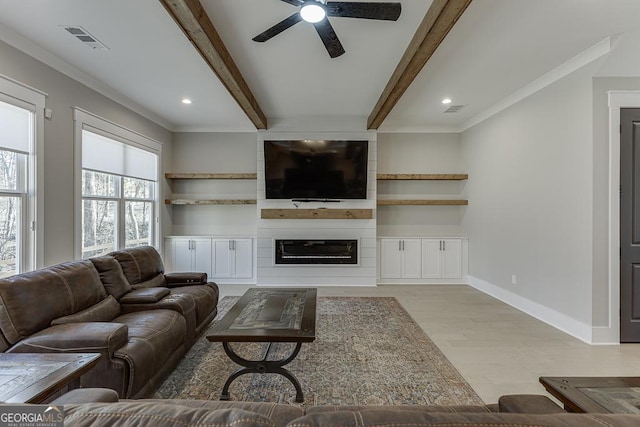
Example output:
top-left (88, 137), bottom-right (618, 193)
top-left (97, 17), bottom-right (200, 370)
top-left (402, 240), bottom-right (405, 251)
top-left (442, 240), bottom-right (446, 251)
top-left (229, 240), bottom-right (233, 250)
top-left (399, 240), bottom-right (401, 251)
top-left (233, 240), bottom-right (236, 250)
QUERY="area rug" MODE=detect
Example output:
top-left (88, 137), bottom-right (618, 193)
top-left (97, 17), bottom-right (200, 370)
top-left (154, 296), bottom-right (483, 406)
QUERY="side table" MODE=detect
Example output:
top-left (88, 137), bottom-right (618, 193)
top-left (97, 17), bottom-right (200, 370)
top-left (0, 353), bottom-right (101, 403)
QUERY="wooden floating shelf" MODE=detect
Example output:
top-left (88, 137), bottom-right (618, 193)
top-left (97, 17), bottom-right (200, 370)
top-left (165, 173), bottom-right (257, 179)
top-left (165, 199), bottom-right (257, 205)
top-left (261, 208), bottom-right (373, 220)
top-left (377, 174), bottom-right (468, 180)
top-left (377, 199), bottom-right (468, 206)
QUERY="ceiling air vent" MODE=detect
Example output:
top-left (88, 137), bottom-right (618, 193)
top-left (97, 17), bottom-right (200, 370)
top-left (61, 26), bottom-right (109, 50)
top-left (444, 105), bottom-right (465, 113)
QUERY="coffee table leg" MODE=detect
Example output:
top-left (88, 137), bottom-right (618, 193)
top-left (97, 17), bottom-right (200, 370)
top-left (220, 342), bottom-right (304, 402)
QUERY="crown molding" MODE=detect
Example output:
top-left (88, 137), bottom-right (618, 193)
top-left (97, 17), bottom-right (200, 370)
top-left (461, 37), bottom-right (612, 132)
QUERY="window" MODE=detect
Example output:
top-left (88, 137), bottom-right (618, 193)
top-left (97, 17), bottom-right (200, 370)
top-left (81, 170), bottom-right (154, 258)
top-left (0, 149), bottom-right (26, 277)
top-left (0, 79), bottom-right (43, 277)
top-left (75, 110), bottom-right (161, 259)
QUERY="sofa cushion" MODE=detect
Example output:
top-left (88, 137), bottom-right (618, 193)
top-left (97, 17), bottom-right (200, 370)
top-left (90, 256), bottom-right (132, 300)
top-left (63, 403), bottom-right (275, 427)
top-left (8, 322), bottom-right (128, 358)
top-left (137, 400), bottom-right (304, 427)
top-left (288, 410), bottom-right (640, 427)
top-left (113, 309), bottom-right (186, 397)
top-left (0, 260), bottom-right (106, 344)
top-left (169, 283), bottom-right (218, 327)
top-left (306, 405), bottom-right (494, 415)
top-left (51, 295), bottom-right (121, 325)
top-left (108, 246), bottom-right (165, 288)
top-left (119, 287), bottom-right (170, 304)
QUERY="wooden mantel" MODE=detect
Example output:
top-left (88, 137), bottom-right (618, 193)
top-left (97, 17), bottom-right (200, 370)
top-left (261, 209), bottom-right (373, 220)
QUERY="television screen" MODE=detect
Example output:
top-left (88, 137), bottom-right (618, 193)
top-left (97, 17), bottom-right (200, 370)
top-left (264, 140), bottom-right (368, 200)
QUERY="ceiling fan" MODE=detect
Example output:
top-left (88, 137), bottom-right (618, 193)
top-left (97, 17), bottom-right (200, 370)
top-left (253, 0), bottom-right (402, 58)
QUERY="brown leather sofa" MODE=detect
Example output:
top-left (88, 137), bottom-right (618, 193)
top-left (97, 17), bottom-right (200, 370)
top-left (51, 390), bottom-right (640, 426)
top-left (0, 247), bottom-right (218, 399)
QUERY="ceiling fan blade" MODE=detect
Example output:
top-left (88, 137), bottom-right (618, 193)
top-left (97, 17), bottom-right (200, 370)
top-left (279, 0), bottom-right (304, 5)
top-left (326, 2), bottom-right (401, 20)
top-left (253, 13), bottom-right (303, 42)
top-left (313, 18), bottom-right (345, 58)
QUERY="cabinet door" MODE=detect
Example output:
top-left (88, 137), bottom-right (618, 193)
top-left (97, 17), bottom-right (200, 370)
top-left (380, 239), bottom-right (403, 278)
top-left (401, 239), bottom-right (422, 279)
top-left (232, 239), bottom-right (253, 279)
top-left (212, 239), bottom-right (233, 278)
top-left (191, 238), bottom-right (212, 276)
top-left (421, 239), bottom-right (442, 278)
top-left (170, 238), bottom-right (194, 272)
top-left (441, 238), bottom-right (462, 278)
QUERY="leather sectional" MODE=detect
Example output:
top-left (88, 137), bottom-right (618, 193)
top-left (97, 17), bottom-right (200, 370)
top-left (0, 246), bottom-right (218, 399)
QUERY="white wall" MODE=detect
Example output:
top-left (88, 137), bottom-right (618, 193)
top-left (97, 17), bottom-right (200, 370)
top-left (377, 133), bottom-right (464, 236)
top-left (0, 40), bottom-right (172, 266)
top-left (460, 61), bottom-right (601, 341)
top-left (168, 132), bottom-right (258, 236)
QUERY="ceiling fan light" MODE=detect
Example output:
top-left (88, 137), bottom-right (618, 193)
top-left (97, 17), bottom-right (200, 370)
top-left (300, 2), bottom-right (326, 23)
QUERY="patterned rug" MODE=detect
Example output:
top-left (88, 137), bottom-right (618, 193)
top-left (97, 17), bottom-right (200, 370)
top-left (154, 296), bottom-right (483, 407)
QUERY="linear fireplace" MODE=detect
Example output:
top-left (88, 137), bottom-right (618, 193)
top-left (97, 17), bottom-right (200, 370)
top-left (275, 239), bottom-right (358, 265)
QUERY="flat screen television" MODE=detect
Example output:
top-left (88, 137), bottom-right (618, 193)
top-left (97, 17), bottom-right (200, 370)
top-left (264, 140), bottom-right (368, 200)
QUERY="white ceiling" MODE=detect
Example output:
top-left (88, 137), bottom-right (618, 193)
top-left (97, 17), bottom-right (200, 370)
top-left (0, 0), bottom-right (639, 133)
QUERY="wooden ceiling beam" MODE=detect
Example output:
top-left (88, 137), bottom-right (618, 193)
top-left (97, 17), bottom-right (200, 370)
top-left (367, 0), bottom-right (473, 129)
top-left (159, 0), bottom-right (268, 129)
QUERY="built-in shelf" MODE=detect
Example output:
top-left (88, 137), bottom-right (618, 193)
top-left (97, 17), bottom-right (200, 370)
top-left (165, 199), bottom-right (257, 205)
top-left (261, 208), bottom-right (374, 220)
top-left (165, 173), bottom-right (257, 206)
top-left (377, 174), bottom-right (468, 180)
top-left (165, 173), bottom-right (257, 179)
top-left (377, 200), bottom-right (468, 206)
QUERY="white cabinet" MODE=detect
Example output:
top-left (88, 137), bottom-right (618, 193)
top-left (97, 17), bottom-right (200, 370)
top-left (421, 238), bottom-right (462, 279)
top-left (164, 238), bottom-right (212, 275)
top-left (211, 238), bottom-right (253, 279)
top-left (379, 238), bottom-right (422, 279)
top-left (378, 237), bottom-right (465, 283)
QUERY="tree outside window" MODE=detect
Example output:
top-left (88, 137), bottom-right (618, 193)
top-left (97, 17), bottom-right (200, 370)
top-left (81, 171), bottom-right (154, 258)
top-left (0, 150), bottom-right (26, 278)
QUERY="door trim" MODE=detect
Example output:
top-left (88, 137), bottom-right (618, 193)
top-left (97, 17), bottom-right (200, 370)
top-left (605, 92), bottom-right (640, 344)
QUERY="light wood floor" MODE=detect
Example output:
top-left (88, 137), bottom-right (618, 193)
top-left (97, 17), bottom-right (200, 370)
top-left (218, 284), bottom-right (640, 404)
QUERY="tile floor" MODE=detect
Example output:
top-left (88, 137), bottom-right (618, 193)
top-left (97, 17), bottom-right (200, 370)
top-left (218, 284), bottom-right (640, 404)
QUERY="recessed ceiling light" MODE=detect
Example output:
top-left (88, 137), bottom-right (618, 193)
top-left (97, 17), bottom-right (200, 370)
top-left (442, 98), bottom-right (452, 105)
top-left (182, 98), bottom-right (192, 105)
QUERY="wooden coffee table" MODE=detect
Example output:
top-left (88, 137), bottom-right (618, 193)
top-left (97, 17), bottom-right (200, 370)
top-left (207, 288), bottom-right (317, 402)
top-left (0, 353), bottom-right (101, 403)
top-left (540, 376), bottom-right (640, 413)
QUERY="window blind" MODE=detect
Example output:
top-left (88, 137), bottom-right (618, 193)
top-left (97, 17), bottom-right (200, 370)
top-left (0, 99), bottom-right (32, 154)
top-left (82, 130), bottom-right (156, 181)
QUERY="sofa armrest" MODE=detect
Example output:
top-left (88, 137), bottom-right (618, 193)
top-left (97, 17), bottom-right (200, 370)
top-left (50, 388), bottom-right (119, 404)
top-left (7, 322), bottom-right (128, 360)
top-left (498, 395), bottom-right (566, 414)
top-left (119, 287), bottom-right (170, 304)
top-left (164, 272), bottom-right (208, 287)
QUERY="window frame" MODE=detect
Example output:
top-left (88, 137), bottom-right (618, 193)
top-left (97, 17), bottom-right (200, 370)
top-left (0, 75), bottom-right (45, 273)
top-left (73, 108), bottom-right (162, 259)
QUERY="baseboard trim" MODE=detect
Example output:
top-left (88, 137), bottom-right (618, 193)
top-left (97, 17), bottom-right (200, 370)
top-left (467, 275), bottom-right (593, 344)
